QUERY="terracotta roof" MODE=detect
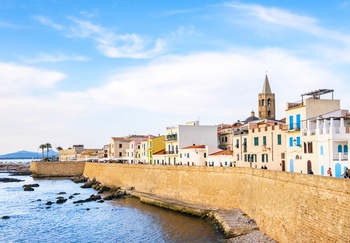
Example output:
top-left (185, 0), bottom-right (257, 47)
top-left (209, 150), bottom-right (234, 156)
top-left (153, 149), bottom-right (166, 155)
top-left (182, 145), bottom-right (206, 149)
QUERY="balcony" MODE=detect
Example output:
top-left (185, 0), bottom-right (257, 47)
top-left (165, 151), bottom-right (178, 155)
top-left (333, 152), bottom-right (348, 161)
top-left (281, 123), bottom-right (301, 132)
top-left (166, 134), bottom-right (177, 141)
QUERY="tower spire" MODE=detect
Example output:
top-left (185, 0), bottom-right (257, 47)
top-left (262, 74), bottom-right (272, 94)
top-left (258, 74), bottom-right (275, 120)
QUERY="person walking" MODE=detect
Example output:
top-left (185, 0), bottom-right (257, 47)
top-left (327, 167), bottom-right (332, 177)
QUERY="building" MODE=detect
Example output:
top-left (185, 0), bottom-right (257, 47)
top-left (207, 150), bottom-right (234, 167)
top-left (218, 122), bottom-right (244, 151)
top-left (284, 89), bottom-right (341, 173)
top-left (59, 145), bottom-right (85, 161)
top-left (148, 135), bottom-right (165, 164)
top-left (164, 121), bottom-right (218, 165)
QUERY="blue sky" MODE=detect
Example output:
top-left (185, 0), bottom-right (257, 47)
top-left (1, 0), bottom-right (350, 154)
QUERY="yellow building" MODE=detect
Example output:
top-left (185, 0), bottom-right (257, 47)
top-left (148, 135), bottom-right (165, 164)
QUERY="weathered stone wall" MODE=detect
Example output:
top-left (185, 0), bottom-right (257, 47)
top-left (30, 161), bottom-right (85, 177)
top-left (84, 163), bottom-right (350, 242)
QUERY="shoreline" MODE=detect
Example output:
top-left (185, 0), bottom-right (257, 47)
top-left (75, 175), bottom-right (276, 242)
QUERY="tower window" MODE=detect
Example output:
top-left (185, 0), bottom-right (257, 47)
top-left (268, 99), bottom-right (271, 106)
top-left (262, 99), bottom-right (265, 106)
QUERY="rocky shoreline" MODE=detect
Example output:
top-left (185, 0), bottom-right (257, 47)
top-left (0, 162), bottom-right (31, 174)
top-left (72, 175), bottom-right (276, 242)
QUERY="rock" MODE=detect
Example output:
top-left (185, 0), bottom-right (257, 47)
top-left (56, 197), bottom-right (67, 204)
top-left (73, 193), bottom-right (80, 196)
top-left (97, 200), bottom-right (104, 203)
top-left (23, 184), bottom-right (39, 188)
top-left (23, 186), bottom-right (34, 191)
top-left (71, 175), bottom-right (88, 183)
top-left (73, 194), bottom-right (101, 204)
top-left (69, 195), bottom-right (74, 199)
top-left (2, 215), bottom-right (10, 219)
top-left (0, 178), bottom-right (24, 183)
top-left (45, 201), bottom-right (53, 205)
top-left (58, 192), bottom-right (66, 195)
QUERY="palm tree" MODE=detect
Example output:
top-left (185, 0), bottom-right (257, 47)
top-left (39, 144), bottom-right (46, 161)
top-left (56, 146), bottom-right (63, 151)
top-left (45, 143), bottom-right (52, 159)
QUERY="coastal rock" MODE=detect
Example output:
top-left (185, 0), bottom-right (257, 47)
top-left (103, 190), bottom-right (127, 200)
top-left (23, 183), bottom-right (40, 188)
top-left (80, 178), bottom-right (97, 188)
top-left (45, 201), bottom-right (53, 205)
top-left (2, 215), bottom-right (10, 219)
top-left (56, 197), bottom-right (67, 204)
top-left (23, 186), bottom-right (34, 191)
top-left (0, 178), bottom-right (24, 183)
top-left (58, 192), bottom-right (66, 195)
top-left (71, 175), bottom-right (88, 183)
top-left (73, 194), bottom-right (101, 204)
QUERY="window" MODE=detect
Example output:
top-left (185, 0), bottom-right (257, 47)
top-left (277, 134), bottom-right (282, 145)
top-left (345, 145), bottom-right (348, 155)
top-left (225, 137), bottom-right (228, 142)
top-left (263, 136), bottom-right (266, 145)
top-left (244, 154), bottom-right (247, 162)
top-left (262, 154), bottom-right (268, 162)
top-left (289, 116), bottom-right (294, 130)
top-left (254, 137), bottom-right (259, 146)
top-left (237, 154), bottom-right (239, 161)
top-left (119, 152), bottom-right (122, 157)
top-left (187, 153), bottom-right (190, 158)
top-left (180, 153), bottom-right (182, 158)
top-left (235, 139), bottom-right (239, 148)
top-left (320, 145), bottom-right (324, 155)
top-left (204, 153), bottom-right (207, 158)
top-left (296, 114), bottom-right (301, 130)
top-left (221, 137), bottom-right (224, 142)
top-left (268, 99), bottom-right (271, 106)
top-left (296, 137), bottom-right (301, 146)
top-left (119, 144), bottom-right (122, 148)
top-left (289, 137), bottom-right (293, 147)
top-left (262, 99), bottom-right (265, 106)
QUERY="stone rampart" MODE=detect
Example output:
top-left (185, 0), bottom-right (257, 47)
top-left (84, 163), bottom-right (350, 242)
top-left (30, 161), bottom-right (85, 177)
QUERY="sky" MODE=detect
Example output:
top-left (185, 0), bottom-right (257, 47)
top-left (1, 0), bottom-right (350, 154)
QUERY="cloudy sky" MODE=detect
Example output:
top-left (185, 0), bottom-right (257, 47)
top-left (1, 0), bottom-right (350, 154)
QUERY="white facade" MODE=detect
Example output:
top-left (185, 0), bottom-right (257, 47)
top-left (302, 115), bottom-right (350, 177)
top-left (164, 121), bottom-right (218, 165)
top-left (207, 150), bottom-right (234, 167)
top-left (285, 94), bottom-right (341, 174)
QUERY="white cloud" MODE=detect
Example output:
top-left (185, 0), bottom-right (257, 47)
top-left (64, 49), bottom-right (345, 120)
top-left (66, 18), bottom-right (166, 59)
top-left (0, 62), bottom-right (65, 94)
top-left (19, 52), bottom-right (90, 63)
top-left (33, 16), bottom-right (63, 30)
top-left (225, 2), bottom-right (350, 44)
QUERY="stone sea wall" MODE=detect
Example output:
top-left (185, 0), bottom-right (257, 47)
top-left (83, 163), bottom-right (350, 242)
top-left (30, 161), bottom-right (85, 177)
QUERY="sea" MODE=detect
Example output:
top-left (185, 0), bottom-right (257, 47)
top-left (0, 167), bottom-right (224, 242)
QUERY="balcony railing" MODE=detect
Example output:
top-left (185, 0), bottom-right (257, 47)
top-left (166, 134), bottom-right (177, 141)
top-left (333, 152), bottom-right (348, 161)
top-left (281, 123), bottom-right (301, 131)
top-left (165, 151), bottom-right (178, 155)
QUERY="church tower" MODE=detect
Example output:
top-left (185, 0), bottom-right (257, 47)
top-left (258, 75), bottom-right (275, 120)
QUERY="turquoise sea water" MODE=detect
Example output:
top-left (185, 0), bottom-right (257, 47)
top-left (0, 174), bottom-right (224, 243)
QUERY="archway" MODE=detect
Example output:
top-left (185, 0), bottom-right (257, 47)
top-left (307, 160), bottom-right (312, 173)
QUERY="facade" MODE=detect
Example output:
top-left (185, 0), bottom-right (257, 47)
top-left (59, 145), bottom-right (85, 161)
top-left (301, 111), bottom-right (349, 177)
top-left (284, 89), bottom-right (341, 174)
top-left (164, 121), bottom-right (218, 165)
top-left (207, 150), bottom-right (234, 167)
top-left (148, 135), bottom-right (165, 164)
top-left (218, 122), bottom-right (243, 151)
top-left (233, 120), bottom-right (286, 170)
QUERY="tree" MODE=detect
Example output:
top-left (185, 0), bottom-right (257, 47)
top-left (39, 144), bottom-right (46, 161)
top-left (56, 146), bottom-right (63, 151)
top-left (45, 143), bottom-right (52, 159)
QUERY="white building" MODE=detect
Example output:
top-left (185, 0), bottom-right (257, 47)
top-left (207, 150), bottom-right (234, 167)
top-left (285, 89), bottom-right (341, 174)
top-left (164, 121), bottom-right (218, 165)
top-left (302, 112), bottom-right (350, 177)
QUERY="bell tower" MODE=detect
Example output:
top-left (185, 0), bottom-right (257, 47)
top-left (258, 75), bottom-right (275, 120)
